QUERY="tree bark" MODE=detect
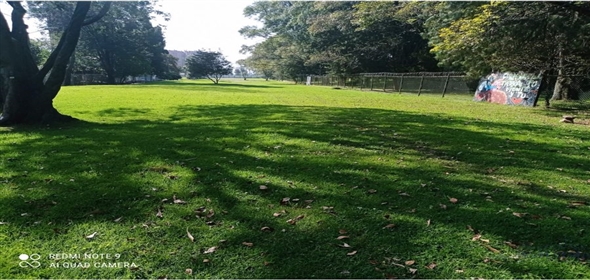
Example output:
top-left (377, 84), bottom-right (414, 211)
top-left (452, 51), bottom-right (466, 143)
top-left (0, 2), bottom-right (110, 126)
top-left (63, 52), bottom-right (75, 86)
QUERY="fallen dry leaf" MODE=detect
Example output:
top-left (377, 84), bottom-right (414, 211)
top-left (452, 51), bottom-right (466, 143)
top-left (426, 262), bottom-right (437, 270)
top-left (339, 243), bottom-right (352, 248)
top-left (242, 242), bottom-right (254, 247)
top-left (504, 241), bottom-right (518, 249)
top-left (172, 195), bottom-right (187, 204)
top-left (569, 201), bottom-right (586, 207)
top-left (561, 215), bottom-right (572, 220)
top-left (480, 238), bottom-right (490, 243)
top-left (383, 224), bottom-right (395, 229)
top-left (185, 268), bottom-right (193, 275)
top-left (156, 208), bottom-right (163, 218)
top-left (304, 200), bottom-right (314, 204)
top-left (339, 229), bottom-right (347, 234)
top-left (485, 245), bottom-right (501, 253)
top-left (426, 219), bottom-right (431, 227)
top-left (187, 229), bottom-right (195, 242)
top-left (368, 189), bottom-right (377, 194)
top-left (280, 197), bottom-right (290, 205)
top-left (114, 217), bottom-right (123, 223)
top-left (202, 259), bottom-right (210, 263)
top-left (259, 185), bottom-right (268, 190)
top-left (287, 219), bottom-right (296, 225)
top-left (391, 262), bottom-right (405, 268)
top-left (346, 250), bottom-right (357, 256)
top-left (439, 204), bottom-right (447, 210)
top-left (409, 268), bottom-right (418, 274)
top-left (203, 246), bottom-right (217, 254)
top-left (261, 226), bottom-right (274, 232)
top-left (472, 234), bottom-right (482, 241)
top-left (399, 192), bottom-right (410, 197)
top-left (513, 212), bottom-right (526, 218)
top-left (295, 215), bottom-right (305, 220)
top-left (85, 232), bottom-right (97, 239)
top-left (405, 260), bottom-right (415, 266)
top-left (337, 235), bottom-right (349, 240)
top-left (455, 269), bottom-right (464, 273)
top-left (273, 212), bottom-right (282, 217)
top-left (449, 198), bottom-right (458, 204)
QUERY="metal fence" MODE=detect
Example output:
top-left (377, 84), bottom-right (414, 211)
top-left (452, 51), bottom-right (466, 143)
top-left (309, 72), bottom-right (473, 97)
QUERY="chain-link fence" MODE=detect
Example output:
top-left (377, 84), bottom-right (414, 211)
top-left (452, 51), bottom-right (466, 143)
top-left (543, 75), bottom-right (590, 101)
top-left (309, 72), bottom-right (474, 97)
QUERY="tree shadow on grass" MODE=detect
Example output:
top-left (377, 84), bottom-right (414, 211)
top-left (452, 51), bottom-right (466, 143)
top-left (1, 104), bottom-right (589, 278)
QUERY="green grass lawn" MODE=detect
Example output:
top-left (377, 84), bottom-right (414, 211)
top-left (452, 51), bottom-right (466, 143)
top-left (1, 79), bottom-right (589, 279)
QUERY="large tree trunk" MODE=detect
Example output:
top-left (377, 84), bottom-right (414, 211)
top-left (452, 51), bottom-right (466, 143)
top-left (63, 53), bottom-right (76, 86)
top-left (0, 1), bottom-right (110, 126)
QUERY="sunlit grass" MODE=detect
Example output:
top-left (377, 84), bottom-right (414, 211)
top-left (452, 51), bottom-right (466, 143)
top-left (1, 79), bottom-right (589, 278)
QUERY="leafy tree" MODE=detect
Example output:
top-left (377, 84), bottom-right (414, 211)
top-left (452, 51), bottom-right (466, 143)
top-left (235, 59), bottom-right (250, 80)
top-left (154, 53), bottom-right (182, 80)
top-left (425, 1), bottom-right (590, 100)
top-left (185, 51), bottom-right (233, 84)
top-left (80, 2), bottom-right (168, 83)
top-left (0, 1), bottom-right (110, 125)
top-left (240, 1), bottom-right (439, 78)
top-left (29, 1), bottom-right (171, 84)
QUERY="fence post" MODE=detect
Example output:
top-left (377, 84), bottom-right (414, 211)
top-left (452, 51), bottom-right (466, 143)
top-left (370, 77), bottom-right (374, 91)
top-left (383, 76), bottom-right (387, 92)
top-left (442, 73), bottom-right (451, 98)
top-left (417, 74), bottom-right (425, 96)
top-left (398, 74), bottom-right (404, 94)
top-left (360, 76), bottom-right (364, 90)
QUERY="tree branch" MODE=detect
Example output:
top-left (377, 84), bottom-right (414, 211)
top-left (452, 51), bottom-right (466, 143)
top-left (82, 2), bottom-right (111, 26)
top-left (0, 10), bottom-right (15, 68)
top-left (7, 1), bottom-right (38, 74)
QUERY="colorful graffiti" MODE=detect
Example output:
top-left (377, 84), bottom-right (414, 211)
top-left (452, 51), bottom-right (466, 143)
top-left (474, 72), bottom-right (542, 106)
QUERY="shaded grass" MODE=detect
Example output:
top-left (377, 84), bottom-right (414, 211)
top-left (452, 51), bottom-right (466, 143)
top-left (0, 79), bottom-right (589, 278)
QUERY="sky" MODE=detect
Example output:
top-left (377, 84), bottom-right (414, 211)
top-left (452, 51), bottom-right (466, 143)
top-left (0, 0), bottom-right (264, 65)
top-left (154, 0), bottom-right (264, 64)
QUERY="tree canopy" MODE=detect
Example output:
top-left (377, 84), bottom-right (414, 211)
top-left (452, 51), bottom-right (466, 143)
top-left (27, 1), bottom-right (179, 84)
top-left (185, 50), bottom-right (233, 84)
top-left (240, 1), bottom-right (590, 100)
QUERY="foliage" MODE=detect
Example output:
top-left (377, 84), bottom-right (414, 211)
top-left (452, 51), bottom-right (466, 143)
top-left (29, 38), bottom-right (52, 67)
top-left (240, 1), bottom-right (589, 100)
top-left (28, 1), bottom-right (174, 84)
top-left (185, 51), bottom-right (233, 84)
top-left (1, 80), bottom-right (589, 278)
top-left (240, 1), bottom-right (440, 78)
top-left (424, 1), bottom-right (590, 100)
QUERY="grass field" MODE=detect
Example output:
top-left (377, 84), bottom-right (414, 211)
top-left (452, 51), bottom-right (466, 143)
top-left (1, 79), bottom-right (589, 279)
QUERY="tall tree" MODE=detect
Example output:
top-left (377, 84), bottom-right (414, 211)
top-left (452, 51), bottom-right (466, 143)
top-left (185, 50), bottom-right (233, 84)
top-left (0, 1), bottom-right (110, 125)
top-left (425, 1), bottom-right (590, 100)
top-left (28, 1), bottom-right (171, 84)
top-left (240, 1), bottom-right (439, 77)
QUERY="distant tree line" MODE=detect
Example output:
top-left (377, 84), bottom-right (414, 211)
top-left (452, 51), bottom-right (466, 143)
top-left (240, 1), bottom-right (590, 100)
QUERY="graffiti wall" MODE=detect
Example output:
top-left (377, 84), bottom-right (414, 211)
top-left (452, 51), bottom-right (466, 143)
top-left (474, 72), bottom-right (543, 107)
